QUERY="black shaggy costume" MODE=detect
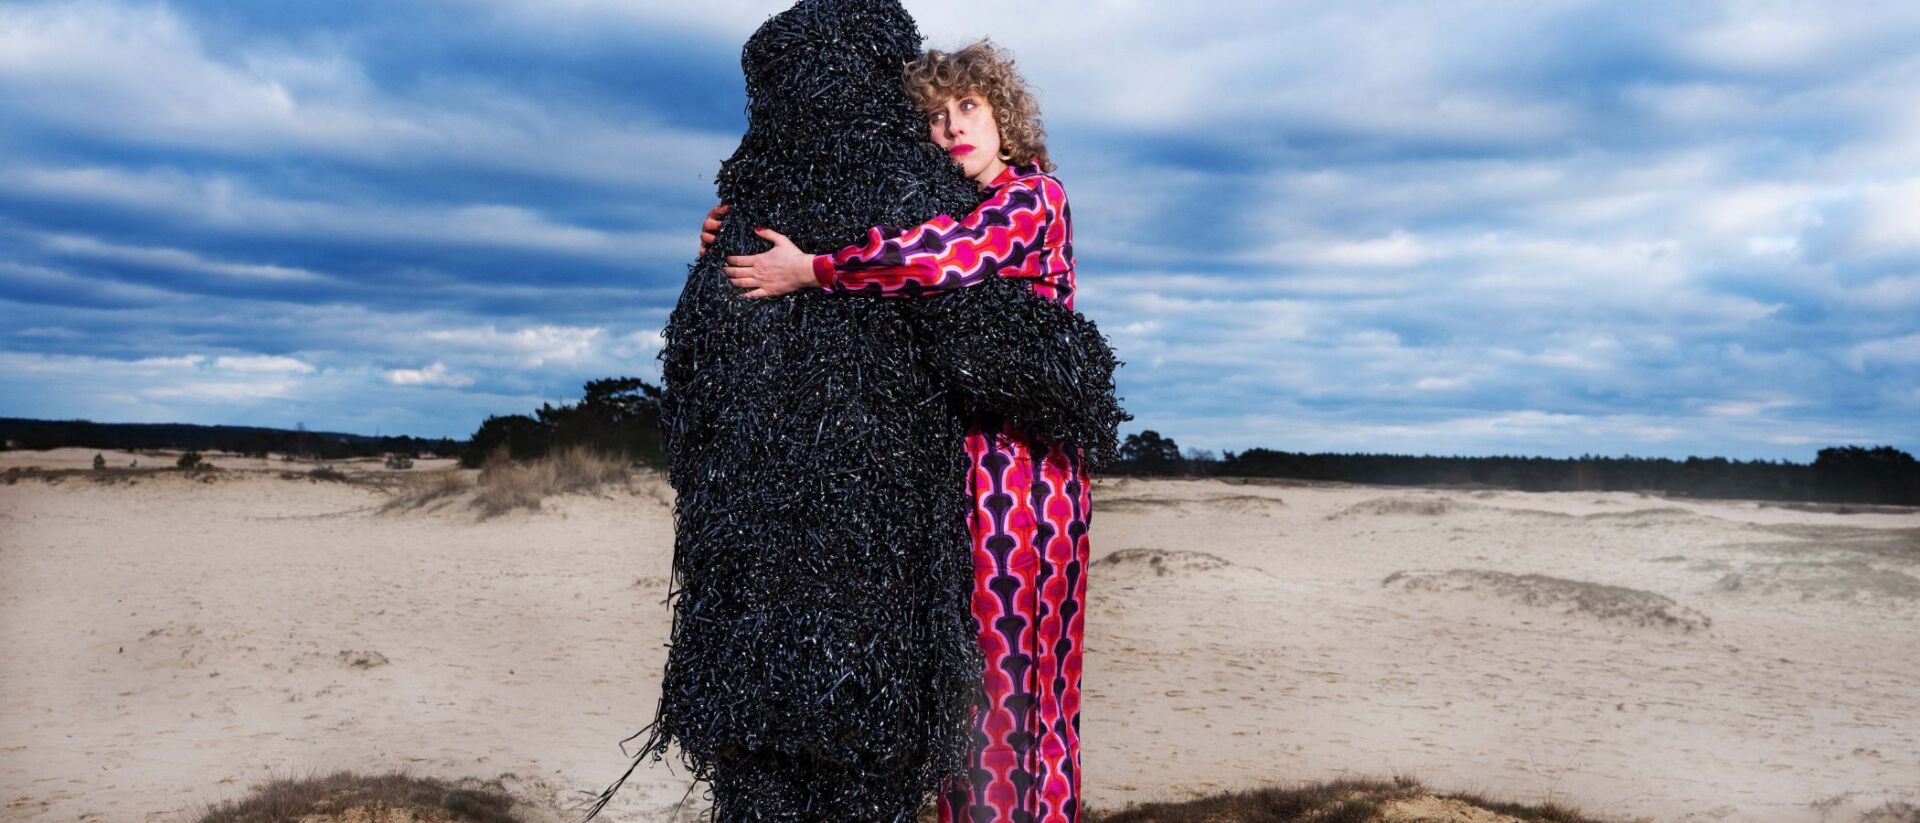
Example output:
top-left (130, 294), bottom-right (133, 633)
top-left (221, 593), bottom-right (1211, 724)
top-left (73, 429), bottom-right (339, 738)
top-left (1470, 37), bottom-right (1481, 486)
top-left (581, 1), bottom-right (1127, 821)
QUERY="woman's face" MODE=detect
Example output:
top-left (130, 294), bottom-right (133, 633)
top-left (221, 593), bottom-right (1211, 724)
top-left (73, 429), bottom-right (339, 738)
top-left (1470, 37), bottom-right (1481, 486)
top-left (928, 92), bottom-right (1007, 186)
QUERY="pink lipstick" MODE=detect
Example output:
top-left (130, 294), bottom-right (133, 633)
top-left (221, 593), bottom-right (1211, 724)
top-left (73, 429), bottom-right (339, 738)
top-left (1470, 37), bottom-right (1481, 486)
top-left (949, 144), bottom-right (974, 156)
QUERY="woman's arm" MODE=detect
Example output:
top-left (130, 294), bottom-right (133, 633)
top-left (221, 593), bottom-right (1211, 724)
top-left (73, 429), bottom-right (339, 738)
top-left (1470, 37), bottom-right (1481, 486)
top-left (818, 177), bottom-right (1059, 297)
top-left (719, 176), bottom-right (1066, 299)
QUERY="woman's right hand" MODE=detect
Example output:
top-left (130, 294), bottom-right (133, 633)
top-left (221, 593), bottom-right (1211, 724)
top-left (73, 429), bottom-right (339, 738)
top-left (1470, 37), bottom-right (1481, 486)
top-left (699, 203), bottom-right (729, 256)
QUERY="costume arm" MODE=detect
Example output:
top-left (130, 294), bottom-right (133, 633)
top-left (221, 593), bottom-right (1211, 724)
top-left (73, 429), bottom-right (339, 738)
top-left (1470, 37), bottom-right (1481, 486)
top-left (814, 179), bottom-right (1055, 297)
top-left (902, 274), bottom-right (1129, 465)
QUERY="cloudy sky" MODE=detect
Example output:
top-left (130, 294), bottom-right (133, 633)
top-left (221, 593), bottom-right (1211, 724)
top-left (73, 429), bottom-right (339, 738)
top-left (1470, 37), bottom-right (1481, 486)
top-left (2, 0), bottom-right (1916, 459)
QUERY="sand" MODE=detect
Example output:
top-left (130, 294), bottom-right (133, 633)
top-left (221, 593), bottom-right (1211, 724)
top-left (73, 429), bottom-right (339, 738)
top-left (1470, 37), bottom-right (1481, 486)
top-left (3, 448), bottom-right (1918, 822)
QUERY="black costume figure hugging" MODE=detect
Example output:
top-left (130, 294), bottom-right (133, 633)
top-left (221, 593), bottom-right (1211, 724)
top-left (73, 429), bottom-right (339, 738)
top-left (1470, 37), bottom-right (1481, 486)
top-left (580, 1), bottom-right (1127, 821)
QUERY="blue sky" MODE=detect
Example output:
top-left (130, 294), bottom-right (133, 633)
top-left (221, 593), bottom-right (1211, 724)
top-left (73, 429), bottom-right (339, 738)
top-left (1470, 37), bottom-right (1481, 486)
top-left (2, 0), bottom-right (1916, 459)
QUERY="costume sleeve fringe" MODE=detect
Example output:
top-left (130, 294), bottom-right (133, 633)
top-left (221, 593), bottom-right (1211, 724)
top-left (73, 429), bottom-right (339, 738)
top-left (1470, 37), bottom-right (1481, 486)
top-left (907, 275), bottom-right (1132, 466)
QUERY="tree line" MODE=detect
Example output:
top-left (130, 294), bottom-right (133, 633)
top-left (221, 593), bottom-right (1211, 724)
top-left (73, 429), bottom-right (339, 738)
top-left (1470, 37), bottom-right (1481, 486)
top-left (1108, 429), bottom-right (1920, 506)
top-left (459, 377), bottom-right (664, 468)
top-left (0, 417), bottom-right (457, 462)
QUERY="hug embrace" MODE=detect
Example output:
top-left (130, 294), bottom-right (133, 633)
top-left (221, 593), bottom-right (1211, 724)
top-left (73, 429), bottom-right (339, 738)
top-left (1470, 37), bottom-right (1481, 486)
top-left (581, 1), bottom-right (1126, 822)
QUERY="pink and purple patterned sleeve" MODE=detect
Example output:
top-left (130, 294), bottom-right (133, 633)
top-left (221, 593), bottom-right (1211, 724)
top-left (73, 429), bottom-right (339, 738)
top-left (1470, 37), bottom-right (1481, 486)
top-left (813, 176), bottom-right (1069, 299)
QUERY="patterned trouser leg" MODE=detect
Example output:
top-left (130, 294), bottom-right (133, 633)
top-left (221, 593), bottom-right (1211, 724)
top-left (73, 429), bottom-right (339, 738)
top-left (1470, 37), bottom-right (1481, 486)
top-left (940, 423), bottom-right (1091, 823)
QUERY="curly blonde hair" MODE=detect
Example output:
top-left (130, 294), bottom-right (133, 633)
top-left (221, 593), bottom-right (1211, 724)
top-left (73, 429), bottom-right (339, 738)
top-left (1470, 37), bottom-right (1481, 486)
top-left (902, 39), bottom-right (1055, 173)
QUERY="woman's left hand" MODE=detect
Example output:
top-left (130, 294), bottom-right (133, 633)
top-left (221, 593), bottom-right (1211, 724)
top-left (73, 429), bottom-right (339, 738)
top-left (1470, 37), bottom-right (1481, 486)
top-left (724, 227), bottom-right (819, 298)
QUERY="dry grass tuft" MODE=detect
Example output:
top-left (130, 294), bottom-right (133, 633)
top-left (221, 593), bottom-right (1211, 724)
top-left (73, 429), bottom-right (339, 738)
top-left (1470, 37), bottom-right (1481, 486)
top-left (376, 447), bottom-right (636, 518)
top-left (472, 446), bottom-right (633, 518)
top-left (194, 769), bottom-right (525, 823)
top-left (381, 470), bottom-right (475, 514)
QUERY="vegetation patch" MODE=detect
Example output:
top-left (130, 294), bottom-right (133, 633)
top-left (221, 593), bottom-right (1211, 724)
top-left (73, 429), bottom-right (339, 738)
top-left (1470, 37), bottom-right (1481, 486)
top-left (1330, 496), bottom-right (1468, 519)
top-left (1384, 569), bottom-right (1712, 632)
top-left (286, 465), bottom-right (394, 488)
top-left (1579, 507), bottom-right (1715, 528)
top-left (1715, 560), bottom-right (1920, 603)
top-left (1092, 547), bottom-right (1236, 577)
top-left (337, 650), bottom-right (391, 669)
top-left (1101, 494), bottom-right (1286, 515)
top-left (1746, 525), bottom-right (1920, 564)
top-left (1858, 801), bottom-right (1920, 823)
top-left (1067, 776), bottom-right (1618, 823)
top-left (195, 769), bottom-right (525, 823)
top-left (2, 465), bottom-right (231, 486)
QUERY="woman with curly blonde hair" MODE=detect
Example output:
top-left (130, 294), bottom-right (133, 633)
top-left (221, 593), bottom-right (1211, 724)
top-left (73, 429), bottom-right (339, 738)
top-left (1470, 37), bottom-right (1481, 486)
top-left (708, 38), bottom-right (1091, 823)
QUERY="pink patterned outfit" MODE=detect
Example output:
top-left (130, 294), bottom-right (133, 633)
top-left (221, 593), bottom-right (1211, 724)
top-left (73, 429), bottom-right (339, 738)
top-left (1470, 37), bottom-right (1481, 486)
top-left (814, 162), bottom-right (1089, 823)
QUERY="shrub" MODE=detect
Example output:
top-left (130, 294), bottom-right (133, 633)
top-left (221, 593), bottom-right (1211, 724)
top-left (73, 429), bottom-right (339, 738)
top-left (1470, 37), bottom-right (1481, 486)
top-left (304, 466), bottom-right (360, 484)
top-left (92, 453), bottom-right (106, 471)
top-left (177, 451), bottom-right (204, 469)
top-left (384, 453), bottom-right (414, 470)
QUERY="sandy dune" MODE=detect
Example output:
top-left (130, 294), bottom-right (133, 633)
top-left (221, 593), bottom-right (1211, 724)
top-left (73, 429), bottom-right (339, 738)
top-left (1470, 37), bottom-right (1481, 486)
top-left (3, 448), bottom-right (1918, 821)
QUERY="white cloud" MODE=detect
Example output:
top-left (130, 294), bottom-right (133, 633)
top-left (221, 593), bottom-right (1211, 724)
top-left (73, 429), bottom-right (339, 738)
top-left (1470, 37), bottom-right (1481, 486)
top-left (1684, 15), bottom-right (1836, 74)
top-left (2, 164), bottom-right (686, 261)
top-left (1288, 231), bottom-right (1440, 268)
top-left (0, 2), bottom-right (400, 151)
top-left (214, 355), bottom-right (316, 374)
top-left (1853, 178), bottom-right (1920, 256)
top-left (42, 234), bottom-right (333, 282)
top-left (132, 354), bottom-right (206, 368)
top-left (1835, 273), bottom-right (1920, 313)
top-left (1843, 333), bottom-right (1920, 371)
top-left (1701, 399), bottom-right (1796, 417)
top-left (384, 361), bottom-right (474, 388)
top-left (419, 324), bottom-right (604, 367)
top-left (434, 0), bottom-right (782, 39)
top-left (143, 379), bottom-right (299, 401)
top-left (1413, 376), bottom-right (1468, 391)
top-left (612, 329), bottom-right (666, 360)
